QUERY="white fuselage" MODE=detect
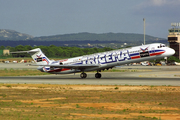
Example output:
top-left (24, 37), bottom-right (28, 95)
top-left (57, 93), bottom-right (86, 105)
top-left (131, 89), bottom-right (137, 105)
top-left (40, 43), bottom-right (175, 74)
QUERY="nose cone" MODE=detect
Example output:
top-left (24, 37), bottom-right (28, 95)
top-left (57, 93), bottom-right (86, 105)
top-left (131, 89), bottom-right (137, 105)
top-left (166, 48), bottom-right (175, 56)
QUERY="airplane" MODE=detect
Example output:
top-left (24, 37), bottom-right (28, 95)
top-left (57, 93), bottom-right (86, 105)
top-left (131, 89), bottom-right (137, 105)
top-left (11, 43), bottom-right (175, 78)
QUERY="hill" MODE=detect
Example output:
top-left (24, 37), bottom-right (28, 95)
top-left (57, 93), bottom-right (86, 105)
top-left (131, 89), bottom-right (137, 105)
top-left (0, 29), bottom-right (33, 40)
top-left (0, 29), bottom-right (168, 47)
top-left (33, 32), bottom-right (166, 43)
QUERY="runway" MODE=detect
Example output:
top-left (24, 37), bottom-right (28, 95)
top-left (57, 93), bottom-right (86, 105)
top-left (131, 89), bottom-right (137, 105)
top-left (0, 63), bottom-right (180, 86)
top-left (0, 64), bottom-right (180, 85)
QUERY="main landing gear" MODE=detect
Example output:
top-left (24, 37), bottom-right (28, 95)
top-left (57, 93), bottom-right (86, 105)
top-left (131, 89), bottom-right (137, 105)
top-left (80, 72), bottom-right (101, 79)
top-left (80, 67), bottom-right (112, 79)
top-left (95, 72), bottom-right (101, 78)
top-left (80, 73), bottom-right (87, 78)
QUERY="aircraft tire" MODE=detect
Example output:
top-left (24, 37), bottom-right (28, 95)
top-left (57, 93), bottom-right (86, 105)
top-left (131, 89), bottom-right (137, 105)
top-left (80, 73), bottom-right (87, 78)
top-left (95, 73), bottom-right (101, 78)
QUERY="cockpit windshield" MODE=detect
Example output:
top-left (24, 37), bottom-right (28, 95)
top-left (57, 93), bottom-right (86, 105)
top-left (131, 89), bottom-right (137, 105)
top-left (158, 44), bottom-right (166, 48)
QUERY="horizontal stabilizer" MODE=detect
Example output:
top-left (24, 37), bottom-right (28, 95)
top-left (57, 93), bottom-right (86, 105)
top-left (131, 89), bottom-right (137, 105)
top-left (10, 50), bottom-right (39, 54)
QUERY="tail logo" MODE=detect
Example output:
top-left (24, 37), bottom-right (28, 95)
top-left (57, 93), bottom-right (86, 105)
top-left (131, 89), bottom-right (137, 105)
top-left (140, 47), bottom-right (148, 52)
top-left (35, 54), bottom-right (49, 65)
top-left (36, 54), bottom-right (42, 58)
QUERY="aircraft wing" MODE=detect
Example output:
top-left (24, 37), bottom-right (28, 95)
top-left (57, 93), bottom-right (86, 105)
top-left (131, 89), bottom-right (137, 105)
top-left (30, 64), bottom-right (100, 69)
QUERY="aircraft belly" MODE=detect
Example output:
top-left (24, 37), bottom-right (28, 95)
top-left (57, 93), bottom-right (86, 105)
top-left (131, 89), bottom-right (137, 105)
top-left (49, 69), bottom-right (77, 74)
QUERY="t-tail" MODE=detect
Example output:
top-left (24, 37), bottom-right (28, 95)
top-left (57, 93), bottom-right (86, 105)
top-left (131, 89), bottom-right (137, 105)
top-left (11, 48), bottom-right (51, 65)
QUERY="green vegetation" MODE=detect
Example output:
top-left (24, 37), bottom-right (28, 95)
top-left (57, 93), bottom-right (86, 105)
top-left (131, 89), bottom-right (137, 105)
top-left (0, 69), bottom-right (49, 76)
top-left (167, 56), bottom-right (180, 62)
top-left (0, 44), bottom-right (179, 62)
top-left (1, 45), bottom-right (113, 58)
top-left (0, 68), bottom-right (139, 77)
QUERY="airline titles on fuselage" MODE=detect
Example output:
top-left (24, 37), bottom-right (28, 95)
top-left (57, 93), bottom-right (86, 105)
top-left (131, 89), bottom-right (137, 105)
top-left (62, 47), bottom-right (161, 65)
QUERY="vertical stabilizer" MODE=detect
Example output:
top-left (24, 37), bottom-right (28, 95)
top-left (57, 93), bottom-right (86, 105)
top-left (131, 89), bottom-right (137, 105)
top-left (29, 48), bottom-right (51, 65)
top-left (11, 48), bottom-right (51, 65)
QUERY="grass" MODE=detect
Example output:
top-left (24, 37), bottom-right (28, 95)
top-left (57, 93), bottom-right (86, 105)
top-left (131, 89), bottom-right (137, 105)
top-left (0, 69), bottom-right (49, 76)
top-left (0, 67), bottom-right (140, 77)
top-left (0, 84), bottom-right (179, 120)
top-left (0, 57), bottom-right (64, 63)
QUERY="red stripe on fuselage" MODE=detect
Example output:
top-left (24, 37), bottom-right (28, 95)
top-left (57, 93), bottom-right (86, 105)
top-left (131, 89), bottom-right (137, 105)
top-left (150, 51), bottom-right (165, 56)
top-left (48, 68), bottom-right (70, 73)
top-left (131, 56), bottom-right (141, 59)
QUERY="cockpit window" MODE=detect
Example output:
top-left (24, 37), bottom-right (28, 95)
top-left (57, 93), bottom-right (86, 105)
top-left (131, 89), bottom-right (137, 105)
top-left (158, 44), bottom-right (166, 48)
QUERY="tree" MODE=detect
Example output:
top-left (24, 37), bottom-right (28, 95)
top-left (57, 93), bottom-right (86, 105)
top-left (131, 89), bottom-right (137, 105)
top-left (103, 47), bottom-right (113, 51)
top-left (5, 45), bottom-right (114, 58)
top-left (167, 56), bottom-right (180, 62)
top-left (24, 45), bottom-right (32, 50)
top-left (0, 46), bottom-right (5, 50)
top-left (14, 45), bottom-right (28, 57)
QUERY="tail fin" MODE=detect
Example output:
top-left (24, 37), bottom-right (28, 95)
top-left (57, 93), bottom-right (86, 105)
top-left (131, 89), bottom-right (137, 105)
top-left (11, 48), bottom-right (51, 65)
top-left (30, 48), bottom-right (51, 65)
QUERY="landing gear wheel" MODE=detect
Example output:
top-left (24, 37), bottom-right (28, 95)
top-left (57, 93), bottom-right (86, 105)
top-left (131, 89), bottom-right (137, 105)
top-left (80, 73), bottom-right (87, 78)
top-left (95, 73), bottom-right (101, 78)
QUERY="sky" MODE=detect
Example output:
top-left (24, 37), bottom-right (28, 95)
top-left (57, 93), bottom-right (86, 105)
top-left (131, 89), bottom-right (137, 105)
top-left (1, 0), bottom-right (180, 38)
